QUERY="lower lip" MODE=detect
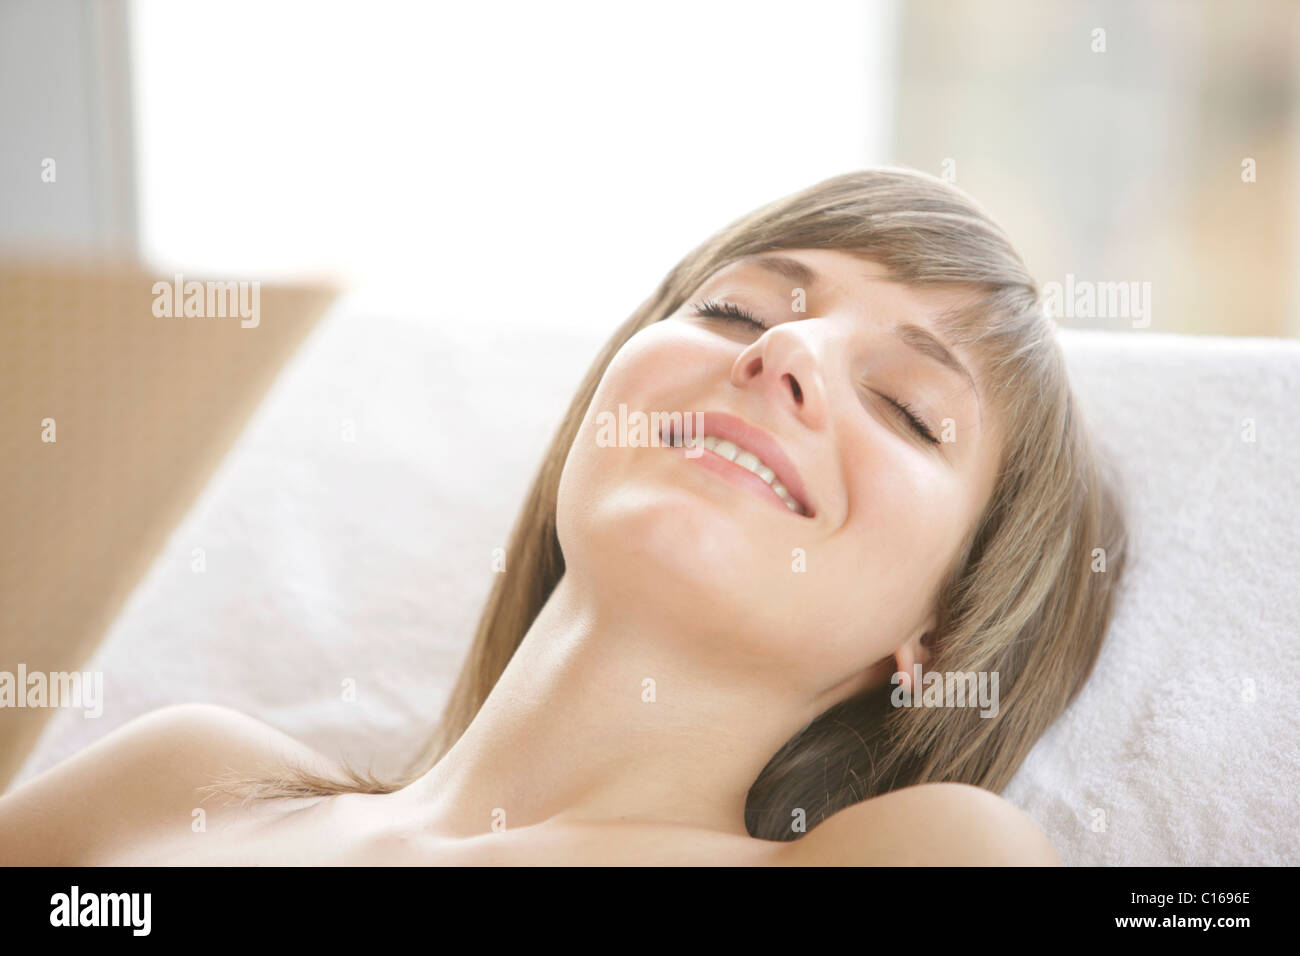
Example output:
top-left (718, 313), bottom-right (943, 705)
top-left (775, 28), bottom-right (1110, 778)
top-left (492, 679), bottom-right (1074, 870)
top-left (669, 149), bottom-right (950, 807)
top-left (664, 444), bottom-right (805, 517)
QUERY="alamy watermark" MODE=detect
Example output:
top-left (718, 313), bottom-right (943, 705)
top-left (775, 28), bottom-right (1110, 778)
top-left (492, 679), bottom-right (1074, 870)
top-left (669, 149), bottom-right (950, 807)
top-left (891, 666), bottom-right (1000, 718)
top-left (152, 273), bottom-right (260, 328)
top-left (0, 664), bottom-right (103, 718)
top-left (1042, 274), bottom-right (1151, 329)
top-left (50, 886), bottom-right (150, 936)
top-left (595, 404), bottom-right (705, 458)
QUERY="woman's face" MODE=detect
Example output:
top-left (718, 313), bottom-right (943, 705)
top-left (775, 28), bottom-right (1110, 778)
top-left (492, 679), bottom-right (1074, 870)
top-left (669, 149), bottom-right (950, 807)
top-left (557, 248), bottom-right (1003, 703)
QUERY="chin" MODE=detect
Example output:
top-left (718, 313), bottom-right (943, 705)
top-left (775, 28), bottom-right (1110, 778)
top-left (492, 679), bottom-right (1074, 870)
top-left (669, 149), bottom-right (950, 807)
top-left (560, 484), bottom-right (801, 641)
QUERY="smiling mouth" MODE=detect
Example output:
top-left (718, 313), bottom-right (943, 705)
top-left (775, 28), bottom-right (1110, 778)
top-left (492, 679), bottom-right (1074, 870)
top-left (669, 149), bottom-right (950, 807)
top-left (659, 422), bottom-right (812, 517)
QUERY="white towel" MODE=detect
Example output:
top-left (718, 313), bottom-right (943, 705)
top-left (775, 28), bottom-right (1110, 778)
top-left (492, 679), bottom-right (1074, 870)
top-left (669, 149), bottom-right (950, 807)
top-left (1001, 329), bottom-right (1300, 865)
top-left (16, 305), bottom-right (1299, 865)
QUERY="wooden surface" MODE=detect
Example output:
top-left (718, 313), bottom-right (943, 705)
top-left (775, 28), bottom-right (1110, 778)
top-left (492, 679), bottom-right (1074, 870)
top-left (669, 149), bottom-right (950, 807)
top-left (0, 258), bottom-right (338, 789)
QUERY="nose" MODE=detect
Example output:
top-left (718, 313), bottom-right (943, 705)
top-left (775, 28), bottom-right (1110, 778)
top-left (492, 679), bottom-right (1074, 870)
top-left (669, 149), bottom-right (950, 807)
top-left (728, 320), bottom-right (829, 431)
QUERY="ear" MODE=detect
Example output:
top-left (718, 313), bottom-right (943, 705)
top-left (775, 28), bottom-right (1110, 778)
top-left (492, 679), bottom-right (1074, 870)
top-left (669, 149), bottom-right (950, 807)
top-left (893, 615), bottom-right (936, 695)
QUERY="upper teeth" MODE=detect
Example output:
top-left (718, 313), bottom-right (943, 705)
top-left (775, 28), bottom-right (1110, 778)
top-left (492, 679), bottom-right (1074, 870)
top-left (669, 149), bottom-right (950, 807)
top-left (669, 433), bottom-right (806, 515)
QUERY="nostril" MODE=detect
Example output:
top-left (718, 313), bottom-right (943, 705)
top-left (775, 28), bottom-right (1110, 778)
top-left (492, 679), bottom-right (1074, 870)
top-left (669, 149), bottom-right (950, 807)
top-left (785, 374), bottom-right (803, 404)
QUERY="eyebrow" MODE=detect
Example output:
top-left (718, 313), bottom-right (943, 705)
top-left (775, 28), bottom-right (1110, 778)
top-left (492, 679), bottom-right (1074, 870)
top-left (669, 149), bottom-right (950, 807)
top-left (739, 253), bottom-right (981, 405)
top-left (893, 322), bottom-right (979, 400)
top-left (741, 253), bottom-right (819, 288)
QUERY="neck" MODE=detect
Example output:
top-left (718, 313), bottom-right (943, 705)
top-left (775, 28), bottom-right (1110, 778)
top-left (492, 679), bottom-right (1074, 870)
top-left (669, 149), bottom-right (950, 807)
top-left (402, 571), bottom-right (831, 840)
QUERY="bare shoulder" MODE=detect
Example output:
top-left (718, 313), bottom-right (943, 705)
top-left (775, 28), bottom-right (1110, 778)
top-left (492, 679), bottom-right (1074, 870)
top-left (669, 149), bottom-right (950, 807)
top-left (780, 782), bottom-right (1063, 867)
top-left (0, 703), bottom-right (344, 865)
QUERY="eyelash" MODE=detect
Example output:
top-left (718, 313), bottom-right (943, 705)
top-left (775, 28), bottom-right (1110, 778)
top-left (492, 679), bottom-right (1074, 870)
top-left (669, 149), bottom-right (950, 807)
top-left (690, 298), bottom-right (769, 331)
top-left (688, 297), bottom-right (941, 446)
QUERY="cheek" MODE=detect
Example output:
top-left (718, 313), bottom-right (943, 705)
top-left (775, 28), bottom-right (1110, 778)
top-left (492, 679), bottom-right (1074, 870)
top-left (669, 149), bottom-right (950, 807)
top-left (596, 323), bottom-right (706, 398)
top-left (554, 327), bottom-right (717, 567)
top-left (557, 321), bottom-right (731, 518)
top-left (826, 441), bottom-right (970, 614)
top-left (845, 426), bottom-right (968, 542)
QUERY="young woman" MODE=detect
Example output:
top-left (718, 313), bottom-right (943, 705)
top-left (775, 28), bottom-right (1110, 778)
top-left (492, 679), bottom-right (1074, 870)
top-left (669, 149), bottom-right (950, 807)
top-left (1, 168), bottom-right (1127, 865)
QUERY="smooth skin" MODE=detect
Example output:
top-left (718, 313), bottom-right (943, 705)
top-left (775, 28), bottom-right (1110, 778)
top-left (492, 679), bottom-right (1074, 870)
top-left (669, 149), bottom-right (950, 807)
top-left (1, 250), bottom-right (1061, 865)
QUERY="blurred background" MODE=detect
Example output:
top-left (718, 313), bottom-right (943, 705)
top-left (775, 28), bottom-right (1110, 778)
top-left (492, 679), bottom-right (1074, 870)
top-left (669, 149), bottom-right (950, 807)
top-left (2, 0), bottom-right (1298, 336)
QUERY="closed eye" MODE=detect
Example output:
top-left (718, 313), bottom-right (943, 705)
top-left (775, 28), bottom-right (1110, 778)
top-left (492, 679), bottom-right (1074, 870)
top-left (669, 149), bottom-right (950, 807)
top-left (882, 396), bottom-right (940, 445)
top-left (689, 298), bottom-right (769, 332)
top-left (690, 298), bottom-right (940, 446)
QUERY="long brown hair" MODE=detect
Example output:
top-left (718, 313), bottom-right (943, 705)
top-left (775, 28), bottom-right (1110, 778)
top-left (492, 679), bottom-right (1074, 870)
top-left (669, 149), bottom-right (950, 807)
top-left (207, 168), bottom-right (1128, 840)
